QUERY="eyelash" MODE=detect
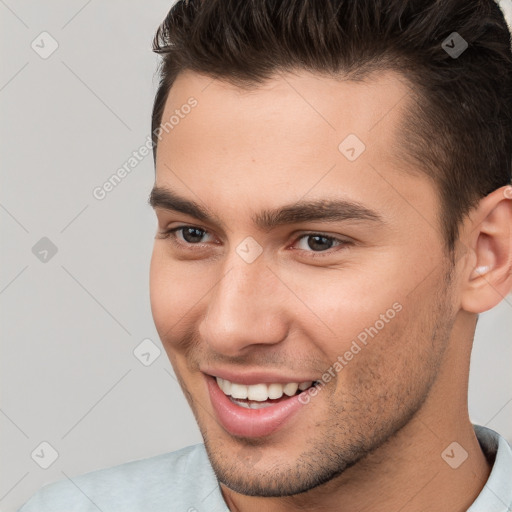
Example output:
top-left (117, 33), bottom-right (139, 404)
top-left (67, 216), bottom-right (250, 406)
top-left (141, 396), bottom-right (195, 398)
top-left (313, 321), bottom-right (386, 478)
top-left (158, 225), bottom-right (352, 258)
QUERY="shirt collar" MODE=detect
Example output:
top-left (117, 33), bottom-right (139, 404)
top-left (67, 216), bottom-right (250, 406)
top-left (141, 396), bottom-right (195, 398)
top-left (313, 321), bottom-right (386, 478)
top-left (468, 424), bottom-right (512, 511)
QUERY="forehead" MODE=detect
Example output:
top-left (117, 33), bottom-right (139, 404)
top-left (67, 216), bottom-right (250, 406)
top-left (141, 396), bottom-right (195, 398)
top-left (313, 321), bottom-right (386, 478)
top-left (155, 69), bottom-right (436, 230)
top-left (160, 68), bottom-right (413, 152)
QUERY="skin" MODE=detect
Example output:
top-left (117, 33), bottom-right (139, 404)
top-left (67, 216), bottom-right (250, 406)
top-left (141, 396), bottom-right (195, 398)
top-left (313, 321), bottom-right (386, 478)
top-left (149, 69), bottom-right (512, 511)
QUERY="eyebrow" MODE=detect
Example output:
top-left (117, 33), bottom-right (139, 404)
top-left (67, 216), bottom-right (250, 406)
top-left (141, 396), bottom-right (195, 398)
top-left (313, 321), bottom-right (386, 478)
top-left (149, 186), bottom-right (384, 230)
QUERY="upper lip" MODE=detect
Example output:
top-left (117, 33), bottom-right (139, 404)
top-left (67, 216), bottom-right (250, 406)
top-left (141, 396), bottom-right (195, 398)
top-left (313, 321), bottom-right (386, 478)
top-left (202, 367), bottom-right (318, 385)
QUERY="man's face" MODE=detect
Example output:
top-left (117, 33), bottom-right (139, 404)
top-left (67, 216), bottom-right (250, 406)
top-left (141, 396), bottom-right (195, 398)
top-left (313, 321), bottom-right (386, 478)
top-left (149, 70), bottom-right (458, 496)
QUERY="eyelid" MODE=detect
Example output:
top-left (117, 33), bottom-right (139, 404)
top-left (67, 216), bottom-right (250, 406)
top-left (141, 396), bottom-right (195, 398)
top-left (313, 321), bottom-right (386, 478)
top-left (159, 224), bottom-right (353, 255)
top-left (159, 225), bottom-right (217, 244)
top-left (293, 231), bottom-right (352, 244)
top-left (290, 232), bottom-right (352, 257)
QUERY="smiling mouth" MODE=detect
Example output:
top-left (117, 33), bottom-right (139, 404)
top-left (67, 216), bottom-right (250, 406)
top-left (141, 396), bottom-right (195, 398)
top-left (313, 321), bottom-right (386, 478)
top-left (216, 376), bottom-right (318, 408)
top-left (206, 374), bottom-right (320, 437)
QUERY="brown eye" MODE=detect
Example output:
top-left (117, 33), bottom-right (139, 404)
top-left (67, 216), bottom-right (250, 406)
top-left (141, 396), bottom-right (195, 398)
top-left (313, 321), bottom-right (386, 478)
top-left (295, 234), bottom-right (345, 252)
top-left (305, 235), bottom-right (335, 251)
top-left (161, 225), bottom-right (215, 245)
top-left (178, 227), bottom-right (207, 243)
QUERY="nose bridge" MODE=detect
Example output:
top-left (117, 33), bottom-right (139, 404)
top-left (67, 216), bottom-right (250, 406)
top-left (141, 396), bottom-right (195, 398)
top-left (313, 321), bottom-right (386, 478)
top-left (200, 252), bottom-right (287, 354)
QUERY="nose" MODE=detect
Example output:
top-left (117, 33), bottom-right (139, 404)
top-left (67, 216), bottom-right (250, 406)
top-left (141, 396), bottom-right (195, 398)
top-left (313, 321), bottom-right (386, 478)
top-left (198, 253), bottom-right (289, 357)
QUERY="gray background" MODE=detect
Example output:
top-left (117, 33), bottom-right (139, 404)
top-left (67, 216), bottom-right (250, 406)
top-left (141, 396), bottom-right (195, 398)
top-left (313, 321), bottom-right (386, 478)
top-left (1, 1), bottom-right (511, 511)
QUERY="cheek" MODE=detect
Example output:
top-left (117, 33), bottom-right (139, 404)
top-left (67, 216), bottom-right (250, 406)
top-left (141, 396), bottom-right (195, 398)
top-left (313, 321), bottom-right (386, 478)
top-left (149, 245), bottom-right (217, 342)
top-left (287, 262), bottom-right (435, 389)
top-left (312, 256), bottom-right (435, 348)
top-left (283, 267), bottom-right (404, 351)
top-left (150, 247), bottom-right (193, 333)
top-left (337, 283), bottom-right (448, 406)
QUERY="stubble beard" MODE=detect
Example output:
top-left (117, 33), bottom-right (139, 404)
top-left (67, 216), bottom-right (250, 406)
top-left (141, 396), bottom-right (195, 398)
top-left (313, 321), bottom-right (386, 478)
top-left (184, 267), bottom-right (456, 498)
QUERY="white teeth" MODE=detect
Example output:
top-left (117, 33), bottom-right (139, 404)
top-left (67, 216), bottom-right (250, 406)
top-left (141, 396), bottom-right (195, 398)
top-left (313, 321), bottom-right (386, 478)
top-left (247, 383), bottom-right (269, 401)
top-left (283, 382), bottom-right (298, 396)
top-left (230, 383), bottom-right (248, 399)
top-left (230, 397), bottom-right (275, 409)
top-left (298, 381), bottom-right (313, 391)
top-left (268, 383), bottom-right (284, 400)
top-left (221, 378), bottom-right (231, 395)
top-left (215, 377), bottom-right (313, 402)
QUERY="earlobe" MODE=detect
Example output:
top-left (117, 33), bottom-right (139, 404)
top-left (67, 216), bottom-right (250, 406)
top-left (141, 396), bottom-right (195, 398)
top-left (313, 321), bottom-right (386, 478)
top-left (461, 185), bottom-right (512, 313)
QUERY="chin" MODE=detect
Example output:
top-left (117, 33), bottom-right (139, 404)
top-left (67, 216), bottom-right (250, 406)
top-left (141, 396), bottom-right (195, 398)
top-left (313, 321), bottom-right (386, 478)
top-left (201, 433), bottom-right (364, 498)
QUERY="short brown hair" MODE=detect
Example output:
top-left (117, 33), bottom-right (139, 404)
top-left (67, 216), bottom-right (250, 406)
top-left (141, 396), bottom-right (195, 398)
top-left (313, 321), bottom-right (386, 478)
top-left (151, 0), bottom-right (512, 251)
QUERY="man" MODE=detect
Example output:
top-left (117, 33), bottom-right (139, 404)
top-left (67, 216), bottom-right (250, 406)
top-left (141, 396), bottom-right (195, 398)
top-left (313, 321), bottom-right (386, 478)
top-left (19, 0), bottom-right (512, 510)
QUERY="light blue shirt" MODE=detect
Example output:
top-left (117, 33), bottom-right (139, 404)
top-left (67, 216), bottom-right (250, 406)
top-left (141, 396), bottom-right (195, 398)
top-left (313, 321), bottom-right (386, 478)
top-left (18, 425), bottom-right (512, 512)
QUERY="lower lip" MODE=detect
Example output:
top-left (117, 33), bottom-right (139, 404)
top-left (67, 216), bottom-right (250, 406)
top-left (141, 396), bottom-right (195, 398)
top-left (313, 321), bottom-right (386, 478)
top-left (206, 376), bottom-right (307, 438)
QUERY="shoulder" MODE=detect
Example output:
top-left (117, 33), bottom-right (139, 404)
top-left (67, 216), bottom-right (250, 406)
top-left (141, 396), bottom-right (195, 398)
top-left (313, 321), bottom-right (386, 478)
top-left (17, 444), bottom-right (222, 512)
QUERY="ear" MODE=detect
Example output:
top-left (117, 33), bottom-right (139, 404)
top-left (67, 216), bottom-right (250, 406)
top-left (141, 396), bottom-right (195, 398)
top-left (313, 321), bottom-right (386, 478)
top-left (460, 185), bottom-right (512, 313)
